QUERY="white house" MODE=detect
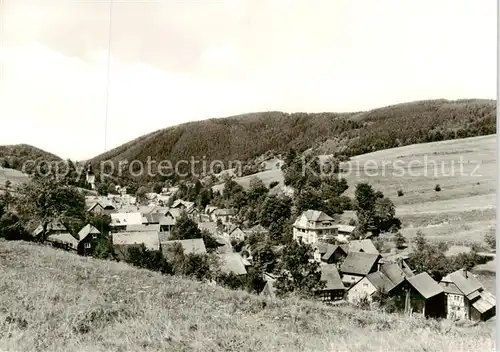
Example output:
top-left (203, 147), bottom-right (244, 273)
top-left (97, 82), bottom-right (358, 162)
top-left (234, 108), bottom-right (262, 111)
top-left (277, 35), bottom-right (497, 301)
top-left (292, 210), bottom-right (338, 245)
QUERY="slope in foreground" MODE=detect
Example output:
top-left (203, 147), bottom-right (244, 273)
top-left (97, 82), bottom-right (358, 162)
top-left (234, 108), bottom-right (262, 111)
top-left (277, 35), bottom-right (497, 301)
top-left (0, 241), bottom-right (494, 352)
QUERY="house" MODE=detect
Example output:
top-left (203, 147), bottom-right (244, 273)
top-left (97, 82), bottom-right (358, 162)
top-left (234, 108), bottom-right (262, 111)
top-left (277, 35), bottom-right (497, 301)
top-left (76, 224), bottom-right (101, 256)
top-left (321, 244), bottom-right (349, 264)
top-left (112, 231), bottom-right (160, 260)
top-left (316, 264), bottom-right (346, 301)
top-left (87, 201), bottom-right (116, 216)
top-left (340, 252), bottom-right (382, 287)
top-left (161, 238), bottom-right (207, 261)
top-left (379, 255), bottom-right (414, 277)
top-left (402, 272), bottom-right (445, 319)
top-left (440, 269), bottom-right (495, 321)
top-left (110, 212), bottom-right (143, 232)
top-left (33, 221), bottom-right (68, 238)
top-left (348, 239), bottom-right (380, 255)
top-left (171, 199), bottom-right (195, 212)
top-left (227, 225), bottom-right (246, 241)
top-left (218, 252), bottom-right (248, 276)
top-left (346, 263), bottom-right (410, 304)
top-left (293, 210), bottom-right (338, 245)
top-left (46, 232), bottom-right (79, 252)
top-left (142, 212), bottom-right (163, 225)
top-left (159, 209), bottom-right (182, 232)
top-left (213, 209), bottom-right (236, 224)
top-left (337, 224), bottom-right (355, 237)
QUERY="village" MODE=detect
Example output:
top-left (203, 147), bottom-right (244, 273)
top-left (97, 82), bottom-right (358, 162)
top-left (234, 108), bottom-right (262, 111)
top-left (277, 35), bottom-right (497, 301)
top-left (34, 166), bottom-right (496, 324)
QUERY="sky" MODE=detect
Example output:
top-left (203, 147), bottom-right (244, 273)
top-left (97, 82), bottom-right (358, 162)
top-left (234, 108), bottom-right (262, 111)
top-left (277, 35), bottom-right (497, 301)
top-left (0, 0), bottom-right (496, 160)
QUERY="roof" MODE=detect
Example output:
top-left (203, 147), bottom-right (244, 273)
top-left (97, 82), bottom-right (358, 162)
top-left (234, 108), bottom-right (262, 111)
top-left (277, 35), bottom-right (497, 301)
top-left (319, 265), bottom-right (345, 291)
top-left (198, 222), bottom-right (219, 236)
top-left (348, 239), bottom-right (379, 254)
top-left (47, 233), bottom-right (79, 249)
top-left (205, 205), bottom-right (218, 214)
top-left (440, 269), bottom-right (483, 296)
top-left (159, 217), bottom-right (176, 226)
top-left (322, 245), bottom-right (348, 262)
top-left (340, 252), bottom-right (381, 276)
top-left (380, 263), bottom-right (411, 286)
top-left (218, 253), bottom-right (247, 275)
top-left (366, 271), bottom-right (397, 293)
top-left (471, 290), bottom-right (496, 314)
top-left (77, 224), bottom-right (100, 241)
top-left (166, 208), bottom-right (182, 219)
top-left (301, 210), bottom-right (335, 222)
top-left (337, 224), bottom-right (355, 233)
top-left (112, 231), bottom-right (160, 251)
top-left (125, 224), bottom-right (161, 232)
top-left (33, 221), bottom-right (67, 236)
top-left (161, 239), bottom-right (207, 256)
top-left (110, 212), bottom-right (143, 226)
top-left (407, 272), bottom-right (444, 299)
top-left (143, 212), bottom-right (163, 224)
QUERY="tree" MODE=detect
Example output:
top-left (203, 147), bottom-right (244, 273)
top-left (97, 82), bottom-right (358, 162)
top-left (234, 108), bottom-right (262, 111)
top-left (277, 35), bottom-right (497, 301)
top-left (247, 177), bottom-right (267, 203)
top-left (274, 241), bottom-right (325, 297)
top-left (354, 183), bottom-right (401, 236)
top-left (97, 183), bottom-right (109, 196)
top-left (135, 186), bottom-right (149, 205)
top-left (393, 232), bottom-right (405, 249)
top-left (484, 228), bottom-right (496, 250)
top-left (126, 244), bottom-right (172, 274)
top-left (414, 230), bottom-right (427, 252)
top-left (16, 175), bottom-right (86, 242)
top-left (170, 212), bottom-right (202, 240)
top-left (434, 184), bottom-right (441, 192)
top-left (295, 187), bottom-right (324, 214)
top-left (152, 182), bottom-right (164, 194)
top-left (258, 195), bottom-right (292, 243)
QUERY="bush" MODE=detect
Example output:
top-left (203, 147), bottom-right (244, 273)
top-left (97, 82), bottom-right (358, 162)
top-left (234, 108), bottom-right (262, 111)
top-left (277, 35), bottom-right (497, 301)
top-left (269, 181), bottom-right (279, 189)
top-left (434, 184), bottom-right (441, 192)
top-left (126, 245), bottom-right (172, 274)
top-left (397, 189), bottom-right (404, 197)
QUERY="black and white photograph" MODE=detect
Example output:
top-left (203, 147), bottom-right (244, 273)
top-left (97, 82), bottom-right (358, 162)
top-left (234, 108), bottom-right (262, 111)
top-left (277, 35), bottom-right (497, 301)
top-left (0, 1), bottom-right (497, 351)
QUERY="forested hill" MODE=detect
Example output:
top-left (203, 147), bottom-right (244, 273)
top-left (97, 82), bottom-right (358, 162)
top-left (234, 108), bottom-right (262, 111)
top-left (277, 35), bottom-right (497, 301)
top-left (90, 99), bottom-right (496, 175)
top-left (0, 144), bottom-right (62, 171)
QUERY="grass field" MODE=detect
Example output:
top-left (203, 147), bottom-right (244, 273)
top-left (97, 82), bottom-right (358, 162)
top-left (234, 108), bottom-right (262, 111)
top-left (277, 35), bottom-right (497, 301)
top-left (0, 240), bottom-right (495, 352)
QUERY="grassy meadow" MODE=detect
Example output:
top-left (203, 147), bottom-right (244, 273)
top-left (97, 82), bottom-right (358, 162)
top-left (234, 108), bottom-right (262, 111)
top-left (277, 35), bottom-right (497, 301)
top-left (0, 240), bottom-right (495, 352)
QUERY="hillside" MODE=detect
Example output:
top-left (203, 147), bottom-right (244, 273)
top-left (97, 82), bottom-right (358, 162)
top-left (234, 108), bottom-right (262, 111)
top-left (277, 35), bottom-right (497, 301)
top-left (90, 99), bottom-right (496, 179)
top-left (0, 240), bottom-right (494, 352)
top-left (0, 144), bottom-right (62, 172)
top-left (216, 135), bottom-right (496, 247)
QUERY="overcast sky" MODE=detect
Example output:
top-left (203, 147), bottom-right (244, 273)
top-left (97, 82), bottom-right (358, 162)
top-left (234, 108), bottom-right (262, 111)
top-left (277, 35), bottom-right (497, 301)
top-left (0, 0), bottom-right (496, 160)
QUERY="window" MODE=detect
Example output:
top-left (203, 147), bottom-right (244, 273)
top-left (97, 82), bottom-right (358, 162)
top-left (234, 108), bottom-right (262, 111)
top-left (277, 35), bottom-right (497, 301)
top-left (84, 242), bottom-right (91, 249)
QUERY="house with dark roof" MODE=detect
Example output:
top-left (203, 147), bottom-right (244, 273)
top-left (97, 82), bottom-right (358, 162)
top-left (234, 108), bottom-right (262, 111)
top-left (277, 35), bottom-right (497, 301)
top-left (346, 263), bottom-right (411, 304)
top-left (400, 272), bottom-right (445, 319)
top-left (76, 224), bottom-right (101, 256)
top-left (293, 210), bottom-right (338, 245)
top-left (226, 225), bottom-right (246, 241)
top-left (440, 269), bottom-right (495, 321)
top-left (318, 243), bottom-right (348, 264)
top-left (340, 252), bottom-right (382, 287)
top-left (316, 264), bottom-right (346, 301)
